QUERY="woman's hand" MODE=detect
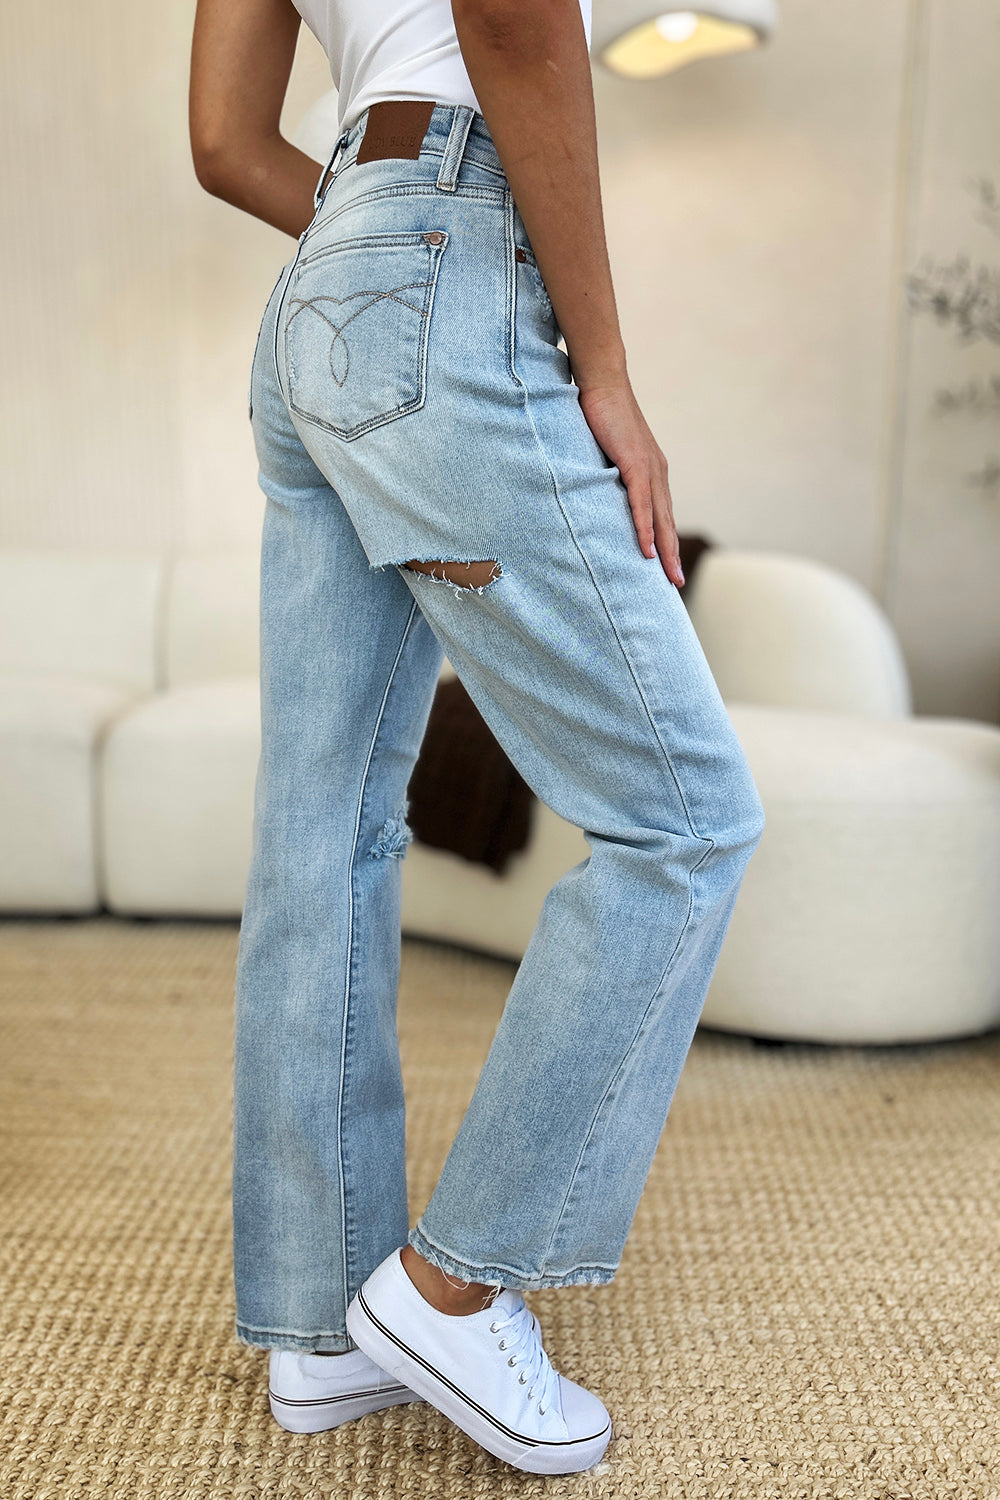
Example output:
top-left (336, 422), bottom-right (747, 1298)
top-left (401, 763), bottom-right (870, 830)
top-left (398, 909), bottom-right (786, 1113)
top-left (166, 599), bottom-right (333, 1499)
top-left (577, 378), bottom-right (684, 588)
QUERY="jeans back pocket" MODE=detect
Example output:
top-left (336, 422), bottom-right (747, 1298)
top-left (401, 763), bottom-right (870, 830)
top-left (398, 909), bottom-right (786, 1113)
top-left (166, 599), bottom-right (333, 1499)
top-left (282, 229), bottom-right (449, 441)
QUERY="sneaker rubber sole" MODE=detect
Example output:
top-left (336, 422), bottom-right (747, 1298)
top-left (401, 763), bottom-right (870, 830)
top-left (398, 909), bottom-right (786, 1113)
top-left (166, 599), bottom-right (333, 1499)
top-left (269, 1377), bottom-right (416, 1433)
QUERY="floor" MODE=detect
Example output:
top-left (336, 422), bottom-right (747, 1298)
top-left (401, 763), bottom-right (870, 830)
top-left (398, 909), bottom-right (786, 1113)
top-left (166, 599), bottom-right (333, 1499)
top-left (2, 915), bottom-right (998, 1499)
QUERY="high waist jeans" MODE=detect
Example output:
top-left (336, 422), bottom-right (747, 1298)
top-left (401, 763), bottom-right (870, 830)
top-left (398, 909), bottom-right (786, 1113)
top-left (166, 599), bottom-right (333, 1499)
top-left (233, 103), bottom-right (765, 1352)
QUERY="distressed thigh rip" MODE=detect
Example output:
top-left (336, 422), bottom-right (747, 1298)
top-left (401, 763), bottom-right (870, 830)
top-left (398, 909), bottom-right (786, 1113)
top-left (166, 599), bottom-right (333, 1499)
top-left (400, 558), bottom-right (502, 594)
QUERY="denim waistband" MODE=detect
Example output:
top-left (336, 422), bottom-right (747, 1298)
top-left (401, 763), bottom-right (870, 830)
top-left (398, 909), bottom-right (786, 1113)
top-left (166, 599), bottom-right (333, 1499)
top-left (313, 101), bottom-right (506, 211)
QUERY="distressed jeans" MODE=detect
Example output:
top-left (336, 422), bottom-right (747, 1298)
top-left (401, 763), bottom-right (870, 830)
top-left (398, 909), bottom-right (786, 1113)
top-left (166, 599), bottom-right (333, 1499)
top-left (233, 103), bottom-right (766, 1351)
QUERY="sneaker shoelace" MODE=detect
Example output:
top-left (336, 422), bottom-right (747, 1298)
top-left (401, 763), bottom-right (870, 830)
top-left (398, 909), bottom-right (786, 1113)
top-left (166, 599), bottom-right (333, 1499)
top-left (488, 1296), bottom-right (561, 1417)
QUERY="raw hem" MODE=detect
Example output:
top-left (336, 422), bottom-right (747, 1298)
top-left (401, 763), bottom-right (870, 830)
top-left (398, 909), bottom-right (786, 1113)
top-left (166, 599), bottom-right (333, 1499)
top-left (407, 1224), bottom-right (618, 1291)
top-left (235, 1320), bottom-right (356, 1354)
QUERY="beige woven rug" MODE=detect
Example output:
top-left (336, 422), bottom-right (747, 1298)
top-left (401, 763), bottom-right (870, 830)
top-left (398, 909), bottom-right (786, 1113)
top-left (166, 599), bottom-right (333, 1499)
top-left (2, 916), bottom-right (999, 1500)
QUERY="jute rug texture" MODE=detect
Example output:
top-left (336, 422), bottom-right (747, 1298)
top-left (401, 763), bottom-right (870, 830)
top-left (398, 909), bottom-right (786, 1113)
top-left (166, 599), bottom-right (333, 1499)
top-left (1, 916), bottom-right (998, 1499)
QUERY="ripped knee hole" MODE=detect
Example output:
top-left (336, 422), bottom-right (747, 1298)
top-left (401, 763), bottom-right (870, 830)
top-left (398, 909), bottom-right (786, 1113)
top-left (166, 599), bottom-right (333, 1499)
top-left (403, 559), bottom-right (501, 589)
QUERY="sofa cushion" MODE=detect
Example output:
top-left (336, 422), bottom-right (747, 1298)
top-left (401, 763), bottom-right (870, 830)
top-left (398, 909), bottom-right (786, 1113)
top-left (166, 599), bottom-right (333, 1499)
top-left (100, 678), bottom-right (260, 915)
top-left (0, 673), bottom-right (137, 911)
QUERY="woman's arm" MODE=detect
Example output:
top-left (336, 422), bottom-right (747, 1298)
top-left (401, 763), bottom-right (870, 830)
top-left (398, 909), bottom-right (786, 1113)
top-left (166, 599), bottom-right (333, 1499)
top-left (189, 0), bottom-right (321, 238)
top-left (452, 0), bottom-right (683, 585)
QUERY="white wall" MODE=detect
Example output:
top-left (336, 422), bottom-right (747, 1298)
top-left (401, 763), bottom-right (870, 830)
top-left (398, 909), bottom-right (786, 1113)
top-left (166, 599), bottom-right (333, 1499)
top-left (1, 0), bottom-right (997, 720)
top-left (882, 0), bottom-right (1000, 719)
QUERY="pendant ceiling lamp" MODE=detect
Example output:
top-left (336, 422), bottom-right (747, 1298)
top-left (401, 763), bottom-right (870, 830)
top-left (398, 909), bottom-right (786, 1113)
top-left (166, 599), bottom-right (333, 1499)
top-left (592, 0), bottom-right (778, 78)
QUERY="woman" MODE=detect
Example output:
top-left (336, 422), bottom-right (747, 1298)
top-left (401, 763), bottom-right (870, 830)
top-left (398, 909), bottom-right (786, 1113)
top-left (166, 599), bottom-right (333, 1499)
top-left (190, 0), bottom-right (765, 1476)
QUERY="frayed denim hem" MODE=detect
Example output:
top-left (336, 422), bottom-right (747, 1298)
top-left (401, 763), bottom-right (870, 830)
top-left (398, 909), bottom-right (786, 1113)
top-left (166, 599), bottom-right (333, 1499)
top-left (235, 1320), bottom-right (356, 1354)
top-left (407, 1224), bottom-right (618, 1292)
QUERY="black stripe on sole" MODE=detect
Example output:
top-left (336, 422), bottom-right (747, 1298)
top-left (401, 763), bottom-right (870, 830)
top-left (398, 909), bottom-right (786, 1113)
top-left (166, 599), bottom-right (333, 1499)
top-left (269, 1383), bottom-right (408, 1409)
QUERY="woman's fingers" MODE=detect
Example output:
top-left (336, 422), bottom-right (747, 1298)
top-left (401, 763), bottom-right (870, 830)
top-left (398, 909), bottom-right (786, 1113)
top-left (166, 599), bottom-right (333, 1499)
top-left (575, 381), bottom-right (684, 589)
top-left (626, 475), bottom-right (655, 561)
top-left (626, 460), bottom-right (684, 588)
top-left (651, 461), bottom-right (684, 587)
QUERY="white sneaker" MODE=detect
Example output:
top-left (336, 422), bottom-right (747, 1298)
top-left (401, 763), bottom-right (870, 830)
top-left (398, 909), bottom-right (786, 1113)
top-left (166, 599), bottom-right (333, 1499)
top-left (268, 1347), bottom-right (421, 1433)
top-left (345, 1248), bottom-right (612, 1474)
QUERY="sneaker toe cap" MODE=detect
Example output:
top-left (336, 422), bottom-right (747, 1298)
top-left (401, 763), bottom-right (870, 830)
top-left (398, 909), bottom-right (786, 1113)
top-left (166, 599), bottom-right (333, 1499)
top-left (558, 1376), bottom-right (611, 1440)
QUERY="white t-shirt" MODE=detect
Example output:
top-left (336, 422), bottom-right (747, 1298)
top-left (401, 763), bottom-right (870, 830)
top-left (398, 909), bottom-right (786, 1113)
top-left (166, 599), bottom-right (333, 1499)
top-left (293, 0), bottom-right (593, 137)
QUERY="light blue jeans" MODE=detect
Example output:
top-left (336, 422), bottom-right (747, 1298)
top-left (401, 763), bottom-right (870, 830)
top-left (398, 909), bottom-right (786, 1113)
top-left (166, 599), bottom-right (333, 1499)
top-left (234, 103), bottom-right (765, 1352)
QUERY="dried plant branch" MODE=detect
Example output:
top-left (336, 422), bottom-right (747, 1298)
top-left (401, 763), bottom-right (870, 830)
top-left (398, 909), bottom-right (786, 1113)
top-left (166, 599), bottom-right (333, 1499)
top-left (965, 456), bottom-right (1000, 492)
top-left (933, 373), bottom-right (1000, 414)
top-left (966, 176), bottom-right (1000, 239)
top-left (906, 253), bottom-right (1000, 344)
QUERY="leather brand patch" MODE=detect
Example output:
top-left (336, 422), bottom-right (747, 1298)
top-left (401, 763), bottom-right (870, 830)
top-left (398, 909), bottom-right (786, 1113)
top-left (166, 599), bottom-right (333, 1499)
top-left (356, 100), bottom-right (437, 164)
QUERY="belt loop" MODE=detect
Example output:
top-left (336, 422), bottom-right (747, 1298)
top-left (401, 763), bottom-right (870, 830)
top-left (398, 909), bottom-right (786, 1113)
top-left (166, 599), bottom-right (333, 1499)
top-left (436, 105), bottom-right (475, 193)
top-left (314, 126), bottom-right (350, 212)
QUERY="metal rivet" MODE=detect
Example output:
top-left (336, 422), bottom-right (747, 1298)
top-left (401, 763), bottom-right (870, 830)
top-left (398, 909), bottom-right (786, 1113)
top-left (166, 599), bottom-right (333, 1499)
top-left (514, 247), bottom-right (527, 263)
top-left (424, 231), bottom-right (445, 245)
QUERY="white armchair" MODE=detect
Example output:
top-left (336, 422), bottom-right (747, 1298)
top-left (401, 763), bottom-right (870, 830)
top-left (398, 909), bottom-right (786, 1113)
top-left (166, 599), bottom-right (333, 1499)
top-left (683, 549), bottom-right (912, 719)
top-left (676, 551), bottom-right (1000, 1042)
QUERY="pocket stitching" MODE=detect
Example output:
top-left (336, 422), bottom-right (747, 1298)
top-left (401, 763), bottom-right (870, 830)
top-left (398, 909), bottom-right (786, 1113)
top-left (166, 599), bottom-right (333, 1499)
top-left (283, 231), bottom-right (449, 441)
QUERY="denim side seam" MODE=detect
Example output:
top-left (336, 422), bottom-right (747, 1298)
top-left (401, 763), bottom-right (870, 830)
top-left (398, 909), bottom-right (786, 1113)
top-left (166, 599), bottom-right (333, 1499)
top-left (271, 249), bottom-right (306, 410)
top-left (539, 837), bottom-right (719, 1271)
top-left (339, 597), bottom-right (423, 1307)
top-left (503, 185), bottom-right (720, 1278)
top-left (504, 195), bottom-right (713, 852)
top-left (248, 263), bottom-right (287, 422)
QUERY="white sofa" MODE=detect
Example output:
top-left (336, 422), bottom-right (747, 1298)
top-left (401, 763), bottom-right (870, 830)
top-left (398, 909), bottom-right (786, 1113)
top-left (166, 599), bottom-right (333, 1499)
top-left (0, 551), bottom-right (161, 911)
top-left (2, 545), bottom-right (998, 1045)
